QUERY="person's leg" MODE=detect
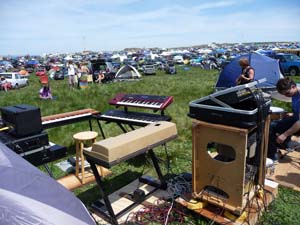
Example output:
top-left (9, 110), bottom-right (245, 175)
top-left (268, 117), bottom-right (298, 160)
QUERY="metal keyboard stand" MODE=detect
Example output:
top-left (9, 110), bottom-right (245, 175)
top-left (85, 148), bottom-right (168, 225)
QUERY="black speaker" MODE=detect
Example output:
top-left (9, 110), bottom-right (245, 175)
top-left (1, 104), bottom-right (42, 137)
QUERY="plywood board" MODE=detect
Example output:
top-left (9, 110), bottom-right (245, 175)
top-left (91, 179), bottom-right (169, 224)
top-left (266, 149), bottom-right (300, 191)
top-left (177, 179), bottom-right (278, 225)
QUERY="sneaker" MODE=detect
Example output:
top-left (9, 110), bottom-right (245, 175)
top-left (269, 153), bottom-right (279, 164)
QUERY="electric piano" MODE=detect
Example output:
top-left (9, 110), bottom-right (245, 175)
top-left (84, 122), bottom-right (177, 224)
top-left (95, 93), bottom-right (173, 134)
top-left (98, 109), bottom-right (172, 126)
top-left (42, 108), bottom-right (100, 129)
top-left (109, 93), bottom-right (173, 112)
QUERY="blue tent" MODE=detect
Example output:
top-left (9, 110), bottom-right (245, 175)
top-left (215, 53), bottom-right (283, 89)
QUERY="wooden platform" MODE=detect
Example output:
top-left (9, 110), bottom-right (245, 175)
top-left (57, 166), bottom-right (111, 190)
top-left (91, 179), bottom-right (169, 224)
top-left (267, 149), bottom-right (300, 191)
top-left (176, 179), bottom-right (278, 225)
top-left (88, 178), bottom-right (278, 225)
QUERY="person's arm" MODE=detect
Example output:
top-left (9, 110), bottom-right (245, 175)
top-left (276, 120), bottom-right (300, 144)
top-left (247, 68), bottom-right (254, 81)
top-left (236, 75), bottom-right (242, 84)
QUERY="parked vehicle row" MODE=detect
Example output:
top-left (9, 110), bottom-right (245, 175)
top-left (271, 53), bottom-right (300, 76)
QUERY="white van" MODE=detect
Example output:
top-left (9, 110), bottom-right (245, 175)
top-left (0, 72), bottom-right (29, 89)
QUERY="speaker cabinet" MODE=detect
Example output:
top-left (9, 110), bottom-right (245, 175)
top-left (192, 119), bottom-right (269, 215)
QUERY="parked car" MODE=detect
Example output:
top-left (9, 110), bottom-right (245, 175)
top-left (0, 72), bottom-right (28, 89)
top-left (25, 67), bottom-right (34, 73)
top-left (90, 58), bottom-right (116, 82)
top-left (53, 71), bottom-right (64, 80)
top-left (272, 53), bottom-right (300, 76)
top-left (165, 62), bottom-right (176, 74)
top-left (36, 68), bottom-right (47, 76)
top-left (142, 64), bottom-right (156, 75)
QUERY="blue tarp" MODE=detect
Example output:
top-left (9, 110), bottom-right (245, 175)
top-left (215, 52), bottom-right (282, 89)
top-left (26, 60), bottom-right (39, 65)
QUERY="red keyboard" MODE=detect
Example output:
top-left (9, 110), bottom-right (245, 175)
top-left (108, 93), bottom-right (173, 110)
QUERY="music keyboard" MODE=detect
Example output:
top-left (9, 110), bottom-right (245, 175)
top-left (84, 121), bottom-right (177, 167)
top-left (109, 93), bottom-right (173, 110)
top-left (96, 110), bottom-right (171, 126)
top-left (42, 108), bottom-right (100, 129)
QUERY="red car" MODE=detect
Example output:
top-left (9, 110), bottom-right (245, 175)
top-left (36, 68), bottom-right (47, 76)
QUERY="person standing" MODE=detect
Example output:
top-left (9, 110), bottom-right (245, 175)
top-left (67, 60), bottom-right (76, 89)
top-left (236, 58), bottom-right (255, 85)
top-left (268, 77), bottom-right (300, 161)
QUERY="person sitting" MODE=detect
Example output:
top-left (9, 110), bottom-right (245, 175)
top-left (95, 71), bottom-right (105, 84)
top-left (236, 58), bottom-right (255, 85)
top-left (268, 77), bottom-right (300, 162)
top-left (1, 76), bottom-right (11, 92)
top-left (39, 82), bottom-right (53, 100)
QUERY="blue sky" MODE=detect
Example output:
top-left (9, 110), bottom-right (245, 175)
top-left (0, 0), bottom-right (299, 55)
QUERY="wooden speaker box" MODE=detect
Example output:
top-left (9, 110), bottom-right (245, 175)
top-left (192, 120), bottom-right (265, 215)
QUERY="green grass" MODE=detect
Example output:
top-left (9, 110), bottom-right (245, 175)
top-left (1, 67), bottom-right (300, 224)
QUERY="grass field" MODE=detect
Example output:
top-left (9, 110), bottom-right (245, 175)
top-left (1, 66), bottom-right (300, 224)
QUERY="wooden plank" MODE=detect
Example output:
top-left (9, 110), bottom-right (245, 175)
top-left (266, 149), bottom-right (300, 191)
top-left (57, 167), bottom-right (111, 190)
top-left (91, 179), bottom-right (169, 225)
top-left (177, 179), bottom-right (278, 225)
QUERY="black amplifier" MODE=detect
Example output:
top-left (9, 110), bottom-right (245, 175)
top-left (1, 131), bottom-right (49, 155)
top-left (22, 144), bottom-right (67, 166)
top-left (0, 131), bottom-right (66, 166)
top-left (188, 81), bottom-right (270, 128)
top-left (1, 104), bottom-right (42, 137)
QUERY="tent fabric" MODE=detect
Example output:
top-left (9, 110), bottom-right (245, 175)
top-left (215, 53), bottom-right (283, 89)
top-left (115, 65), bottom-right (141, 80)
top-left (0, 143), bottom-right (96, 225)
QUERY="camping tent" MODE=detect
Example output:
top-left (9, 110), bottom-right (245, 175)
top-left (115, 65), bottom-right (141, 81)
top-left (0, 143), bottom-right (96, 225)
top-left (215, 53), bottom-right (283, 90)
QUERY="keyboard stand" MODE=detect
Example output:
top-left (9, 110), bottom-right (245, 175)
top-left (85, 149), bottom-right (167, 225)
top-left (44, 164), bottom-right (53, 177)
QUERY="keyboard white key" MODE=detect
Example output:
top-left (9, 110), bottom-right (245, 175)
top-left (42, 112), bottom-right (92, 125)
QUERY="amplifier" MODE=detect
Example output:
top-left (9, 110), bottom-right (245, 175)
top-left (22, 144), bottom-right (67, 166)
top-left (4, 131), bottom-right (49, 155)
top-left (1, 104), bottom-right (42, 137)
top-left (188, 81), bottom-right (270, 128)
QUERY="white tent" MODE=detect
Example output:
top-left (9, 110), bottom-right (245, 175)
top-left (115, 65), bottom-right (141, 80)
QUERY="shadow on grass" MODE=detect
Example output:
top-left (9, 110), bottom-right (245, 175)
top-left (77, 170), bottom-right (142, 206)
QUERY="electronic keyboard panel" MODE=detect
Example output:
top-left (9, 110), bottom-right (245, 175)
top-left (97, 110), bottom-right (171, 126)
top-left (42, 108), bottom-right (100, 129)
top-left (109, 93), bottom-right (173, 110)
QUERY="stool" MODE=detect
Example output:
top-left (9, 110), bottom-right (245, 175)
top-left (73, 131), bottom-right (98, 184)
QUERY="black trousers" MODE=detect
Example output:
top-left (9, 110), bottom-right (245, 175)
top-left (268, 116), bottom-right (298, 159)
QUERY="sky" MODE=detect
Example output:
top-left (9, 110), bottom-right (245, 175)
top-left (0, 0), bottom-right (299, 55)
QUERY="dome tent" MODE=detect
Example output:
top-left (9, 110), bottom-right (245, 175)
top-left (216, 53), bottom-right (283, 90)
top-left (115, 64), bottom-right (141, 81)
